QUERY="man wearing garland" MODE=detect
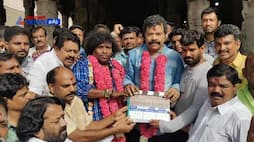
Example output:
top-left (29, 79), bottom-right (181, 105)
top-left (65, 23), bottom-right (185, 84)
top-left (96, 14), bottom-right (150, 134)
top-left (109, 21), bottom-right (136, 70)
top-left (124, 14), bottom-right (184, 142)
top-left (73, 31), bottom-right (128, 141)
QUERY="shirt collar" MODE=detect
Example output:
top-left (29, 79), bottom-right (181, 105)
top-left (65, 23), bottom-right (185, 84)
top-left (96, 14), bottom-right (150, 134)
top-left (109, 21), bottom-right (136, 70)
top-left (230, 52), bottom-right (245, 68)
top-left (210, 96), bottom-right (238, 115)
top-left (53, 49), bottom-right (64, 66)
top-left (214, 52), bottom-right (244, 67)
top-left (28, 137), bottom-right (47, 142)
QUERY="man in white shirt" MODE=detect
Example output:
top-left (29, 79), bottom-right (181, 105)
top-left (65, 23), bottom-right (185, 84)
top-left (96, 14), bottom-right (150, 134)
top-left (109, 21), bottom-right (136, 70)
top-left (28, 30), bottom-right (80, 96)
top-left (29, 26), bottom-right (51, 60)
top-left (187, 64), bottom-right (251, 142)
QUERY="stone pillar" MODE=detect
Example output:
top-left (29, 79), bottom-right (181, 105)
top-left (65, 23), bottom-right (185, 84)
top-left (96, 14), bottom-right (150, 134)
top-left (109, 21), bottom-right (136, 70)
top-left (73, 0), bottom-right (88, 30)
top-left (36, 0), bottom-right (58, 46)
top-left (23, 0), bottom-right (35, 29)
top-left (187, 0), bottom-right (210, 31)
top-left (241, 0), bottom-right (254, 55)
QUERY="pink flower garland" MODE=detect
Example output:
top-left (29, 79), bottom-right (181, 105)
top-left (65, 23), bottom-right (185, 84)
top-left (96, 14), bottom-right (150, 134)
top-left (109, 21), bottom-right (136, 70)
top-left (140, 51), bottom-right (167, 139)
top-left (88, 55), bottom-right (125, 142)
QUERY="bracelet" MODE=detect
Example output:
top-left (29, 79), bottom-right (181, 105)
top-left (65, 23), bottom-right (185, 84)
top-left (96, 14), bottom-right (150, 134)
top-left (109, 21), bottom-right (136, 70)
top-left (104, 89), bottom-right (111, 99)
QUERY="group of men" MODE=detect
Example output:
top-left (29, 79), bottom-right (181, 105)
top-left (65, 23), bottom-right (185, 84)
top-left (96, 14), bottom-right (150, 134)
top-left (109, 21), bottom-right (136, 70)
top-left (0, 6), bottom-right (254, 142)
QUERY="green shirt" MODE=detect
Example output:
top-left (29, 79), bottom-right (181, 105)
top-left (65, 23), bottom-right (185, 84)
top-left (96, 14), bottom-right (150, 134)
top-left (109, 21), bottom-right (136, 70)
top-left (237, 85), bottom-right (254, 115)
top-left (6, 124), bottom-right (19, 142)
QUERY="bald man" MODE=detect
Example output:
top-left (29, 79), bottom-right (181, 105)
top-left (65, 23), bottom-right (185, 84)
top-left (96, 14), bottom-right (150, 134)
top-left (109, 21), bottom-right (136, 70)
top-left (46, 66), bottom-right (134, 142)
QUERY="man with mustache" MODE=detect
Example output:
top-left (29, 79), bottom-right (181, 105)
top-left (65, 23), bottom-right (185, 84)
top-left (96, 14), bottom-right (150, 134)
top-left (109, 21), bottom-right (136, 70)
top-left (30, 26), bottom-right (51, 60)
top-left (187, 64), bottom-right (251, 142)
top-left (124, 14), bottom-right (184, 105)
top-left (17, 97), bottom-right (70, 142)
top-left (150, 30), bottom-right (212, 141)
top-left (4, 26), bottom-right (31, 77)
top-left (213, 24), bottom-right (247, 88)
top-left (28, 29), bottom-right (80, 96)
top-left (46, 66), bottom-right (134, 141)
top-left (124, 14), bottom-right (184, 142)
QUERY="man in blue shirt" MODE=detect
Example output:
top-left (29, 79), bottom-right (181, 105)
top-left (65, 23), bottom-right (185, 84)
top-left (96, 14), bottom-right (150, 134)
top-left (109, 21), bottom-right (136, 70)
top-left (124, 14), bottom-right (184, 102)
top-left (124, 14), bottom-right (184, 142)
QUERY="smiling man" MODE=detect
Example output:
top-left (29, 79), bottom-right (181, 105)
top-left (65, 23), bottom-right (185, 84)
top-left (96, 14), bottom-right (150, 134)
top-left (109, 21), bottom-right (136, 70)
top-left (28, 29), bottom-right (80, 96)
top-left (213, 24), bottom-right (247, 87)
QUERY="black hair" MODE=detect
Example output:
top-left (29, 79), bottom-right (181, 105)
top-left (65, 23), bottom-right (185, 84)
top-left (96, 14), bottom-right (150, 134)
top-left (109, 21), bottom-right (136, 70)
top-left (85, 31), bottom-right (119, 56)
top-left (181, 30), bottom-right (205, 48)
top-left (53, 27), bottom-right (68, 39)
top-left (0, 73), bottom-right (29, 99)
top-left (168, 27), bottom-right (186, 40)
top-left (4, 26), bottom-right (29, 42)
top-left (32, 26), bottom-right (47, 36)
top-left (17, 96), bottom-right (65, 142)
top-left (143, 14), bottom-right (168, 34)
top-left (69, 25), bottom-right (85, 32)
top-left (119, 26), bottom-right (139, 38)
top-left (54, 30), bottom-right (80, 49)
top-left (0, 25), bottom-right (9, 40)
top-left (201, 7), bottom-right (221, 21)
top-left (133, 26), bottom-right (142, 35)
top-left (214, 24), bottom-right (241, 40)
top-left (0, 53), bottom-right (18, 65)
top-left (207, 64), bottom-right (241, 85)
top-left (93, 24), bottom-right (110, 33)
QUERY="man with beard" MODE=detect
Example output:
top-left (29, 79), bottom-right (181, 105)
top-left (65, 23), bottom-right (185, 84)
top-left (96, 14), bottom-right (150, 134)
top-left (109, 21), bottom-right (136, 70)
top-left (187, 64), bottom-right (251, 142)
top-left (46, 66), bottom-right (134, 141)
top-left (124, 14), bottom-right (184, 142)
top-left (28, 30), bottom-right (80, 96)
top-left (0, 73), bottom-right (36, 142)
top-left (4, 26), bottom-right (31, 77)
top-left (30, 26), bottom-right (51, 60)
top-left (150, 30), bottom-right (212, 141)
top-left (201, 7), bottom-right (221, 58)
top-left (16, 97), bottom-right (70, 142)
